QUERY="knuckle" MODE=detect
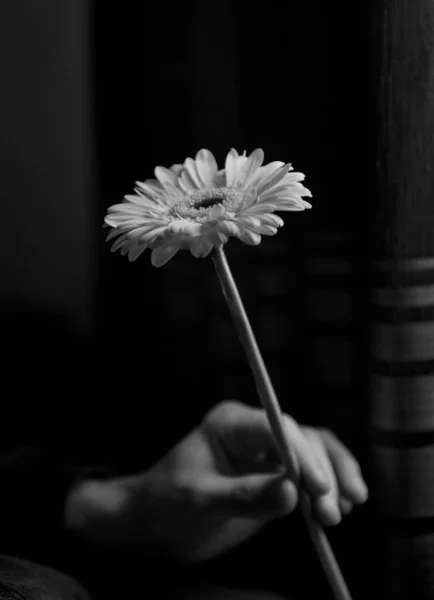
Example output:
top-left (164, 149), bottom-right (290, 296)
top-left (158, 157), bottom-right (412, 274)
top-left (207, 399), bottom-right (244, 424)
top-left (302, 426), bottom-right (321, 442)
top-left (283, 413), bottom-right (299, 431)
top-left (171, 470), bottom-right (193, 495)
top-left (180, 477), bottom-right (212, 510)
top-left (318, 426), bottom-right (334, 440)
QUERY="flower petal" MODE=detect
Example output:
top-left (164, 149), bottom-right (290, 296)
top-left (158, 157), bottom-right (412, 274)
top-left (205, 225), bottom-right (228, 245)
top-left (257, 164), bottom-right (292, 196)
top-left (275, 203), bottom-right (306, 211)
top-left (266, 194), bottom-right (311, 210)
top-left (151, 245), bottom-right (179, 267)
top-left (239, 215), bottom-right (261, 228)
top-left (110, 232), bottom-right (129, 252)
top-left (107, 203), bottom-right (147, 214)
top-left (127, 225), bottom-right (157, 239)
top-left (209, 204), bottom-right (226, 220)
top-left (128, 244), bottom-right (148, 262)
top-left (120, 241), bottom-right (135, 255)
top-left (135, 181), bottom-right (167, 203)
top-left (137, 178), bottom-right (163, 190)
top-left (105, 217), bottom-right (145, 228)
top-left (261, 182), bottom-right (312, 200)
top-left (183, 158), bottom-right (203, 188)
top-left (257, 213), bottom-right (284, 227)
top-left (190, 237), bottom-right (214, 258)
top-left (256, 225), bottom-right (278, 235)
top-left (249, 161), bottom-right (285, 187)
top-left (213, 169), bottom-right (226, 187)
top-left (167, 220), bottom-right (203, 237)
top-left (183, 222), bottom-right (203, 236)
top-left (281, 172), bottom-right (306, 183)
top-left (195, 149), bottom-right (218, 186)
top-left (141, 225), bottom-right (169, 243)
top-left (106, 228), bottom-right (125, 242)
top-left (244, 203), bottom-right (279, 214)
top-left (170, 164), bottom-right (184, 175)
top-left (168, 220), bottom-right (188, 235)
top-left (235, 148), bottom-right (264, 187)
top-left (225, 148), bottom-right (248, 187)
top-left (179, 169), bottom-right (199, 191)
top-left (124, 194), bottom-right (159, 208)
top-left (225, 148), bottom-right (239, 187)
top-left (218, 220), bottom-right (241, 237)
top-left (238, 230), bottom-right (262, 245)
top-left (237, 185), bottom-right (258, 211)
top-left (155, 166), bottom-right (178, 188)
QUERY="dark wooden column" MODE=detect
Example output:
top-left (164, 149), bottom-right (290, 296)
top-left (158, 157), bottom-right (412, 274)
top-left (369, 2), bottom-right (434, 598)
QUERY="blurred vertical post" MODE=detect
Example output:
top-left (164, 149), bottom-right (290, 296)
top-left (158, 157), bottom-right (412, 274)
top-left (0, 1), bottom-right (97, 448)
top-left (0, 0), bottom-right (96, 330)
top-left (369, 1), bottom-right (434, 598)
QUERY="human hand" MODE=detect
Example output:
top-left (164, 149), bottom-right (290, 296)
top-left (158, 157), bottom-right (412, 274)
top-left (66, 400), bottom-right (368, 563)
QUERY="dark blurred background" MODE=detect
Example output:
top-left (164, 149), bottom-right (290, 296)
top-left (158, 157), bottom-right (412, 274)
top-left (0, 1), bottom-right (373, 597)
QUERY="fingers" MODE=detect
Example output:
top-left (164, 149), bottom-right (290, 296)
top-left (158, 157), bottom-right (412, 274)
top-left (339, 498), bottom-right (353, 515)
top-left (318, 428), bottom-right (368, 504)
top-left (281, 415), bottom-right (331, 497)
top-left (200, 471), bottom-right (299, 520)
top-left (303, 429), bottom-right (342, 526)
top-left (301, 426), bottom-right (368, 526)
top-left (204, 401), bottom-right (368, 528)
top-left (205, 401), bottom-right (330, 497)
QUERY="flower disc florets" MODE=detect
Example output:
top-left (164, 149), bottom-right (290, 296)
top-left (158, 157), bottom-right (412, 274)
top-left (171, 188), bottom-right (242, 221)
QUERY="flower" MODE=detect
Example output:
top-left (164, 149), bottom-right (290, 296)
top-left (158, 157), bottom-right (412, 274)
top-left (104, 148), bottom-right (312, 267)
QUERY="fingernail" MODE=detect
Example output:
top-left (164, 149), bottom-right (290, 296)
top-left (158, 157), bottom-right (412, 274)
top-left (353, 478), bottom-right (369, 501)
top-left (340, 500), bottom-right (353, 515)
top-left (323, 497), bottom-right (341, 525)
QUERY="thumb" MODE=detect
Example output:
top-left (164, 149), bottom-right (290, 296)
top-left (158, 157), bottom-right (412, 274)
top-left (202, 472), bottom-right (299, 520)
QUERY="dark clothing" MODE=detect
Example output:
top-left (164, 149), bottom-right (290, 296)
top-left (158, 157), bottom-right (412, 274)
top-left (0, 447), bottom-right (88, 566)
top-left (0, 556), bottom-right (90, 600)
top-left (0, 447), bottom-right (94, 599)
top-left (0, 554), bottom-right (293, 600)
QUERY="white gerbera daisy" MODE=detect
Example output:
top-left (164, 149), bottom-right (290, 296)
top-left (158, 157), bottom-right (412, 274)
top-left (104, 148), bottom-right (312, 267)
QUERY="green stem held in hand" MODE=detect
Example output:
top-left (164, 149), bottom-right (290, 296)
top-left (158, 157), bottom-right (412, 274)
top-left (211, 245), bottom-right (353, 600)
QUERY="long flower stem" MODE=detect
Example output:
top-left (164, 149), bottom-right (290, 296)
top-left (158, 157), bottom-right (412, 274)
top-left (211, 245), bottom-right (353, 600)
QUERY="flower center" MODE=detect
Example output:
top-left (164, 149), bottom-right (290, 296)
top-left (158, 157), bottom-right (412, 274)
top-left (194, 197), bottom-right (224, 209)
top-left (170, 187), bottom-right (243, 222)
